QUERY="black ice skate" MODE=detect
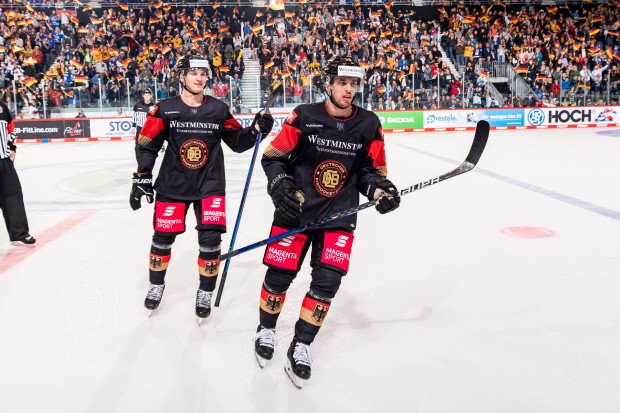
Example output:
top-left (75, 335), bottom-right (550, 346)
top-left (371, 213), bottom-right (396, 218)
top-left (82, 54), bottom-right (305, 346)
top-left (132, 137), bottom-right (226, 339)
top-left (254, 325), bottom-right (276, 368)
top-left (10, 234), bottom-right (36, 247)
top-left (195, 289), bottom-right (212, 325)
top-left (144, 284), bottom-right (165, 316)
top-left (284, 337), bottom-right (312, 389)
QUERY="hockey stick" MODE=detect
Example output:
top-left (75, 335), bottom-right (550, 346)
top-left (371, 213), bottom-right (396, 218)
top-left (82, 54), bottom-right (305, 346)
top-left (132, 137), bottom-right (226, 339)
top-left (214, 88), bottom-right (279, 307)
top-left (219, 120), bottom-right (490, 263)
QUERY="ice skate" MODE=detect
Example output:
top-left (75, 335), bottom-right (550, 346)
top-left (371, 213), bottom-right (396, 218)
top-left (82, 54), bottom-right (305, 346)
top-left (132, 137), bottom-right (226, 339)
top-left (195, 289), bottom-right (212, 325)
top-left (254, 325), bottom-right (276, 368)
top-left (144, 284), bottom-right (165, 316)
top-left (10, 234), bottom-right (36, 248)
top-left (284, 337), bottom-right (312, 389)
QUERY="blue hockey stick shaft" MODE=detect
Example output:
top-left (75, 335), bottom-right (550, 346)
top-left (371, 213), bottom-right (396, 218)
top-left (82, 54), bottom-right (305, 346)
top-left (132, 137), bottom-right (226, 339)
top-left (214, 129), bottom-right (262, 307)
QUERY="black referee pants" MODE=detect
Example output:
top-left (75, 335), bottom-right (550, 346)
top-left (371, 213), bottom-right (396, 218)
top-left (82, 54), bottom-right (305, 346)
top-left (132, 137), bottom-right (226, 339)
top-left (0, 158), bottom-right (30, 241)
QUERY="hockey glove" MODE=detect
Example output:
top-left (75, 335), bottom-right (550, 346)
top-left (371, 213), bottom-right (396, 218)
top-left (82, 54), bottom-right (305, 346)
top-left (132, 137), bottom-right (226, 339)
top-left (269, 175), bottom-right (305, 220)
top-left (251, 110), bottom-right (274, 136)
top-left (130, 173), bottom-right (154, 211)
top-left (364, 178), bottom-right (400, 214)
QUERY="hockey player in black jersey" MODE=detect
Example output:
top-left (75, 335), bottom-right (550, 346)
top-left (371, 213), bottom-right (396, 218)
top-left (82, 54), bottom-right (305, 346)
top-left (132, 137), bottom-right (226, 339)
top-left (130, 54), bottom-right (274, 322)
top-left (131, 88), bottom-right (154, 160)
top-left (253, 56), bottom-right (400, 387)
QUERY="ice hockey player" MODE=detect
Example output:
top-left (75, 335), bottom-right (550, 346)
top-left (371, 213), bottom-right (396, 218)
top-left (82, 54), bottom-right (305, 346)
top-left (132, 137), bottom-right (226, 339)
top-left (253, 56), bottom-right (400, 387)
top-left (130, 53), bottom-right (274, 322)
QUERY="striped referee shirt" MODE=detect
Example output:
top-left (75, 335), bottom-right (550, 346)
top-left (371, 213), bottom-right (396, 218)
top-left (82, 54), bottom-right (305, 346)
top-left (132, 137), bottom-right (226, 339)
top-left (0, 100), bottom-right (16, 160)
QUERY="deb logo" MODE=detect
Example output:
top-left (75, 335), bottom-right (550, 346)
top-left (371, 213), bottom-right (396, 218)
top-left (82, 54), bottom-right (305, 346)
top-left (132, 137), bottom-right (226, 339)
top-left (109, 120), bottom-right (132, 132)
top-left (334, 235), bottom-right (349, 247)
top-left (527, 109), bottom-right (545, 126)
top-left (163, 206), bottom-right (176, 217)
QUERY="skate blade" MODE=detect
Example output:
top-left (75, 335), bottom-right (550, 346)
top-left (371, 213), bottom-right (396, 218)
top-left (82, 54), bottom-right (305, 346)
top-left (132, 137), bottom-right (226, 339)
top-left (284, 360), bottom-right (306, 389)
top-left (147, 309), bottom-right (155, 317)
top-left (255, 352), bottom-right (268, 369)
top-left (10, 241), bottom-right (36, 248)
top-left (197, 316), bottom-right (207, 325)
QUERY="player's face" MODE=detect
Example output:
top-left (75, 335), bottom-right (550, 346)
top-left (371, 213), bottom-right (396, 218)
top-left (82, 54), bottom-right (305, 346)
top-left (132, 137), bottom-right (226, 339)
top-left (143, 93), bottom-right (153, 103)
top-left (183, 68), bottom-right (208, 94)
top-left (328, 76), bottom-right (359, 108)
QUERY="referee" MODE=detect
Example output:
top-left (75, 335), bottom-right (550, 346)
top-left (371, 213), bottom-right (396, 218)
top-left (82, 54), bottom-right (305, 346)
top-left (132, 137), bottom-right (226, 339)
top-left (0, 99), bottom-right (35, 246)
top-left (132, 88), bottom-right (154, 160)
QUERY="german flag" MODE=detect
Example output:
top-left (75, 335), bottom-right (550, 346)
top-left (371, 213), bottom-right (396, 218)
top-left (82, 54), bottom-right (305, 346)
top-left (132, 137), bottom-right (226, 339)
top-left (70, 58), bottom-right (84, 71)
top-left (110, 19), bottom-right (120, 26)
top-left (375, 56), bottom-right (384, 67)
top-left (359, 61), bottom-right (369, 69)
top-left (282, 69), bottom-right (291, 77)
top-left (548, 52), bottom-right (555, 60)
top-left (91, 17), bottom-right (102, 25)
top-left (397, 71), bottom-right (405, 82)
top-left (149, 43), bottom-right (159, 50)
top-left (370, 11), bottom-right (381, 18)
top-left (219, 66), bottom-right (230, 73)
top-left (212, 2), bottom-right (220, 9)
top-left (70, 15), bottom-right (80, 26)
top-left (543, 34), bottom-right (551, 43)
top-left (154, 11), bottom-right (162, 19)
top-left (74, 75), bottom-right (89, 84)
top-left (367, 32), bottom-right (376, 41)
top-left (154, 0), bottom-right (163, 8)
top-left (382, 29), bottom-right (392, 37)
top-left (377, 85), bottom-right (386, 94)
top-left (266, 20), bottom-right (275, 27)
top-left (116, 75), bottom-right (125, 82)
top-left (0, 46), bottom-right (5, 54)
top-left (288, 62), bottom-right (296, 71)
top-left (120, 58), bottom-right (131, 67)
top-left (289, 34), bottom-right (297, 43)
top-left (78, 27), bottom-right (89, 34)
top-left (22, 77), bottom-right (38, 88)
top-left (515, 65), bottom-right (528, 74)
top-left (589, 28), bottom-right (600, 37)
top-left (119, 4), bottom-right (129, 11)
top-left (195, 10), bottom-right (203, 18)
top-left (389, 44), bottom-right (398, 53)
top-left (219, 25), bottom-right (229, 33)
top-left (285, 11), bottom-right (295, 19)
top-left (613, 53), bottom-right (620, 62)
top-left (548, 6), bottom-right (558, 14)
top-left (338, 19), bottom-right (352, 26)
top-left (162, 45), bottom-right (171, 54)
top-left (608, 30), bottom-right (619, 37)
top-left (264, 60), bottom-right (275, 70)
top-left (191, 35), bottom-right (202, 43)
top-left (163, 4), bottom-right (171, 11)
top-left (256, 11), bottom-right (264, 18)
top-left (252, 23), bottom-right (262, 33)
top-left (149, 18), bottom-right (158, 25)
top-left (353, 1), bottom-right (360, 6)
top-left (109, 48), bottom-right (120, 56)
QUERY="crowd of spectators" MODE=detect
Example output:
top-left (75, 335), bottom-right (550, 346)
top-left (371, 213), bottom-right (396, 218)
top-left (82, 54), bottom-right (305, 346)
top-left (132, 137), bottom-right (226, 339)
top-left (0, 1), bottom-right (618, 119)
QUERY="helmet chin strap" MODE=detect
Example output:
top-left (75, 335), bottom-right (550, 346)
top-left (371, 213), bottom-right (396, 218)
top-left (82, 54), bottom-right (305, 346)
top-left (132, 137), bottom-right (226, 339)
top-left (181, 73), bottom-right (204, 96)
top-left (326, 86), bottom-right (349, 110)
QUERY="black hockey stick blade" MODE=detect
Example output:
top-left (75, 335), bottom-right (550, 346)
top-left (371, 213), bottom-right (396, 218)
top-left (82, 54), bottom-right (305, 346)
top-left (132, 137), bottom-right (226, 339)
top-left (219, 121), bottom-right (490, 262)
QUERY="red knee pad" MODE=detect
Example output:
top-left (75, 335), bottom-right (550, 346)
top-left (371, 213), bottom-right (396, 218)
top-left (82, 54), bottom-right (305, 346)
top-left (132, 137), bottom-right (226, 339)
top-left (263, 226), bottom-right (308, 271)
top-left (154, 201), bottom-right (186, 232)
top-left (320, 230), bottom-right (354, 272)
top-left (201, 195), bottom-right (226, 227)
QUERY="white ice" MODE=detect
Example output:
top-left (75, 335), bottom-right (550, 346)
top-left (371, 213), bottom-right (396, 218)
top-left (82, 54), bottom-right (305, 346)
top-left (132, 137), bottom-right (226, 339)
top-left (0, 127), bottom-right (619, 413)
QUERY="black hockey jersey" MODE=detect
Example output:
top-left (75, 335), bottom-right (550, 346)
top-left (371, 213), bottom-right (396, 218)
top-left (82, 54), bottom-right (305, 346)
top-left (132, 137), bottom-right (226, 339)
top-left (137, 95), bottom-right (257, 200)
top-left (262, 103), bottom-right (389, 231)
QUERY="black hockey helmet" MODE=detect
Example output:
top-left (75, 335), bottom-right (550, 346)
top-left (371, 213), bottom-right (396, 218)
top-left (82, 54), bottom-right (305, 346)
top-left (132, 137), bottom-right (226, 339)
top-left (323, 56), bottom-right (364, 85)
top-left (143, 88), bottom-right (153, 95)
top-left (176, 54), bottom-right (211, 77)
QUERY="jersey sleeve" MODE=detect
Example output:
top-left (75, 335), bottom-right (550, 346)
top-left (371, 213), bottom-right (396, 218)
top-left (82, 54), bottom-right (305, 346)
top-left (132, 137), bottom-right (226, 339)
top-left (261, 108), bottom-right (301, 186)
top-left (5, 104), bottom-right (17, 152)
top-left (357, 122), bottom-right (390, 193)
top-left (220, 109), bottom-right (257, 153)
top-left (136, 104), bottom-right (166, 173)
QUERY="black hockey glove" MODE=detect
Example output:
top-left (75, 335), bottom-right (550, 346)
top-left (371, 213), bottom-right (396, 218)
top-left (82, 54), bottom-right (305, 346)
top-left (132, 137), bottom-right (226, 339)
top-left (130, 172), bottom-right (154, 211)
top-left (364, 178), bottom-right (400, 214)
top-left (251, 110), bottom-right (274, 136)
top-left (269, 175), bottom-right (305, 220)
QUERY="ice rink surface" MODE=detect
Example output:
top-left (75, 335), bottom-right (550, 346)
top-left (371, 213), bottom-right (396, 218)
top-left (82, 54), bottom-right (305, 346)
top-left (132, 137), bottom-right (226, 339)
top-left (0, 126), bottom-right (619, 413)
